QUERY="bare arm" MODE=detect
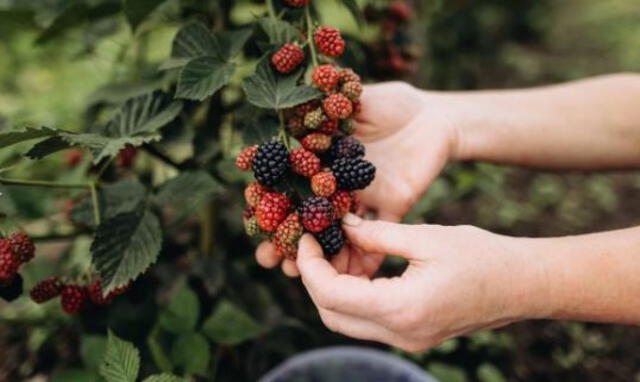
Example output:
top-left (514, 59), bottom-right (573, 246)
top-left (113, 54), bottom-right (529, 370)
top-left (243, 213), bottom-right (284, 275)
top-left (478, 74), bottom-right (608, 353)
top-left (440, 73), bottom-right (640, 169)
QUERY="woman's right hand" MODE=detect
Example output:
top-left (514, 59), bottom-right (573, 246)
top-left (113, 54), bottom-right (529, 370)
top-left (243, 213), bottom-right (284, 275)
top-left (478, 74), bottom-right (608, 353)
top-left (256, 82), bottom-right (463, 276)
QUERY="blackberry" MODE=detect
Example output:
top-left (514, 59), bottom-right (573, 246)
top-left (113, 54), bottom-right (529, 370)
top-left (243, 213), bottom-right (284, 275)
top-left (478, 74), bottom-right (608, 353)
top-left (0, 273), bottom-right (23, 302)
top-left (252, 141), bottom-right (290, 187)
top-left (313, 222), bottom-right (345, 256)
top-left (327, 136), bottom-right (365, 162)
top-left (331, 157), bottom-right (376, 191)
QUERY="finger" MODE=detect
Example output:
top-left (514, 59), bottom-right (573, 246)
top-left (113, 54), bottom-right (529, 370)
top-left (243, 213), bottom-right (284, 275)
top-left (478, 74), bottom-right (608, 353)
top-left (342, 214), bottom-right (419, 259)
top-left (330, 247), bottom-right (351, 274)
top-left (255, 241), bottom-right (281, 269)
top-left (317, 307), bottom-right (402, 345)
top-left (281, 259), bottom-right (300, 277)
top-left (296, 234), bottom-right (388, 317)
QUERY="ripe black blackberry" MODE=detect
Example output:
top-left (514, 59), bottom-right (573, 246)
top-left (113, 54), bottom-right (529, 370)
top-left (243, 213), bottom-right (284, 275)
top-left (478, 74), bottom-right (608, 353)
top-left (327, 136), bottom-right (365, 162)
top-left (331, 157), bottom-right (376, 191)
top-left (313, 222), bottom-right (345, 256)
top-left (252, 141), bottom-right (290, 187)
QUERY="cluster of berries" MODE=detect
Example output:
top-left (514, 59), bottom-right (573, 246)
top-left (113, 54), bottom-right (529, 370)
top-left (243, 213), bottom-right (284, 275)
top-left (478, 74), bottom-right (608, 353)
top-left (365, 0), bottom-right (419, 76)
top-left (237, 21), bottom-right (375, 259)
top-left (30, 276), bottom-right (129, 315)
top-left (0, 233), bottom-right (36, 301)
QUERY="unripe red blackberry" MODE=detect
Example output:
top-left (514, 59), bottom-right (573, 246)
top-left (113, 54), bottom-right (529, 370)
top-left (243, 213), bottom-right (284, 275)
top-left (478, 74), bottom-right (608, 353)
top-left (8, 232), bottom-right (35, 263)
top-left (0, 273), bottom-right (23, 302)
top-left (244, 182), bottom-right (267, 208)
top-left (272, 43), bottom-right (305, 74)
top-left (312, 65), bottom-right (340, 92)
top-left (313, 222), bottom-right (345, 256)
top-left (290, 148), bottom-right (321, 177)
top-left (317, 118), bottom-right (339, 135)
top-left (244, 216), bottom-right (261, 236)
top-left (30, 276), bottom-right (63, 303)
top-left (314, 26), bottom-right (346, 58)
top-left (331, 157), bottom-right (376, 191)
top-left (388, 1), bottom-right (412, 22)
top-left (0, 240), bottom-right (19, 285)
top-left (339, 68), bottom-right (361, 84)
top-left (256, 192), bottom-right (292, 232)
top-left (88, 278), bottom-right (114, 305)
top-left (252, 141), bottom-right (290, 187)
top-left (65, 149), bottom-right (83, 168)
top-left (301, 196), bottom-right (335, 233)
top-left (235, 145), bottom-right (258, 171)
top-left (60, 285), bottom-right (88, 314)
top-left (341, 81), bottom-right (363, 101)
top-left (274, 240), bottom-right (298, 260)
top-left (330, 191), bottom-right (354, 218)
top-left (327, 136), bottom-right (365, 162)
top-left (274, 213), bottom-right (303, 247)
top-left (117, 145), bottom-right (137, 168)
top-left (284, 0), bottom-right (310, 6)
top-left (301, 133), bottom-right (332, 153)
top-left (304, 108), bottom-right (325, 130)
top-left (287, 115), bottom-right (307, 137)
top-left (311, 172), bottom-right (337, 197)
top-left (323, 93), bottom-right (353, 120)
top-left (293, 100), bottom-right (322, 117)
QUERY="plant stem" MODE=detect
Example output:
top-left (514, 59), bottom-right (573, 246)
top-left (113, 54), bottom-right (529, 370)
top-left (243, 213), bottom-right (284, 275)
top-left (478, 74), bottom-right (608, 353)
top-left (0, 178), bottom-right (89, 189)
top-left (277, 110), bottom-right (291, 151)
top-left (267, 0), bottom-right (277, 20)
top-left (89, 182), bottom-right (101, 226)
top-left (305, 6), bottom-right (319, 67)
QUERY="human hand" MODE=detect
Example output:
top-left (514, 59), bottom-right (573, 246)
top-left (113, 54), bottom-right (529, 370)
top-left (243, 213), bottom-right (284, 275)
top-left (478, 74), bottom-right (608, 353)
top-left (256, 82), bottom-right (461, 276)
top-left (294, 214), bottom-right (549, 352)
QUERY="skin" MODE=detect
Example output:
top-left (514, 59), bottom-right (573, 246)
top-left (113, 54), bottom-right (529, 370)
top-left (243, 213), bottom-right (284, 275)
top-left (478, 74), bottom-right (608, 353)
top-left (256, 74), bottom-right (640, 352)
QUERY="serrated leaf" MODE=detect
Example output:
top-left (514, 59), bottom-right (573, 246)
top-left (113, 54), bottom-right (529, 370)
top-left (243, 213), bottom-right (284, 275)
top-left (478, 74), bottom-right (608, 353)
top-left (339, 0), bottom-right (366, 28)
top-left (143, 374), bottom-right (185, 382)
top-left (158, 280), bottom-right (199, 334)
top-left (202, 300), bottom-right (265, 345)
top-left (25, 136), bottom-right (71, 160)
top-left (259, 18), bottom-right (302, 45)
top-left (99, 331), bottom-right (140, 382)
top-left (155, 171), bottom-right (221, 222)
top-left (170, 333), bottom-right (210, 375)
top-left (91, 206), bottom-right (162, 294)
top-left (67, 133), bottom-right (160, 164)
top-left (240, 113), bottom-right (279, 145)
top-left (169, 22), bottom-right (251, 66)
top-left (124, 0), bottom-right (164, 31)
top-left (218, 28), bottom-right (253, 58)
top-left (0, 126), bottom-right (59, 149)
top-left (81, 335), bottom-right (108, 371)
top-left (105, 91), bottom-right (183, 138)
top-left (176, 57), bottom-right (235, 101)
top-left (243, 59), bottom-right (321, 110)
top-left (72, 179), bottom-right (147, 227)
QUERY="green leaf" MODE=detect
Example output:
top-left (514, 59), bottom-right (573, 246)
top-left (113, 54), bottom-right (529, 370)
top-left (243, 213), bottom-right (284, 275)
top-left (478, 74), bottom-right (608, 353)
top-left (171, 332), bottom-right (210, 375)
top-left (52, 369), bottom-right (100, 382)
top-left (218, 28), bottom-right (253, 58)
top-left (243, 59), bottom-right (321, 110)
top-left (72, 179), bottom-right (147, 227)
top-left (259, 18), bottom-right (302, 45)
top-left (25, 136), bottom-right (71, 160)
top-left (105, 91), bottom-right (183, 138)
top-left (158, 280), bottom-right (199, 334)
top-left (91, 206), bottom-right (162, 294)
top-left (81, 335), bottom-right (108, 371)
top-left (36, 2), bottom-right (122, 45)
top-left (339, 0), bottom-right (366, 28)
top-left (170, 22), bottom-right (252, 64)
top-left (155, 171), bottom-right (222, 222)
top-left (71, 134), bottom-right (160, 164)
top-left (143, 374), bottom-right (185, 382)
top-left (0, 126), bottom-right (59, 150)
top-left (99, 331), bottom-right (140, 382)
top-left (176, 57), bottom-right (235, 101)
top-left (202, 300), bottom-right (264, 345)
top-left (124, 0), bottom-right (164, 31)
top-left (240, 112), bottom-right (279, 145)
top-left (477, 364), bottom-right (507, 382)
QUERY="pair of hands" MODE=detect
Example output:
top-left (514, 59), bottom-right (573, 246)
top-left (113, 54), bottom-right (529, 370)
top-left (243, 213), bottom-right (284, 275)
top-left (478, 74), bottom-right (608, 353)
top-left (255, 83), bottom-right (537, 352)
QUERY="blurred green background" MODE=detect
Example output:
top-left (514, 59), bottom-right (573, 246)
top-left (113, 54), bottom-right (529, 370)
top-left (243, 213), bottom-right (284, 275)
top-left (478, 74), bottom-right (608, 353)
top-left (1, 0), bottom-right (640, 381)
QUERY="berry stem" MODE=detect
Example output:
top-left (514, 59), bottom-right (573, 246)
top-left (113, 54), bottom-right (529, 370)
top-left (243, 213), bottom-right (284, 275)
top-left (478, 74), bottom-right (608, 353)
top-left (277, 110), bottom-right (292, 151)
top-left (266, 0), bottom-right (277, 20)
top-left (89, 182), bottom-right (101, 226)
top-left (305, 6), bottom-right (319, 67)
top-left (0, 177), bottom-right (89, 189)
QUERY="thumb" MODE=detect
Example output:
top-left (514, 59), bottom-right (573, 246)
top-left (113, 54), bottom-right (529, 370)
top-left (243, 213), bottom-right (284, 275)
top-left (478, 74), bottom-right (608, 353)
top-left (342, 213), bottom-right (418, 258)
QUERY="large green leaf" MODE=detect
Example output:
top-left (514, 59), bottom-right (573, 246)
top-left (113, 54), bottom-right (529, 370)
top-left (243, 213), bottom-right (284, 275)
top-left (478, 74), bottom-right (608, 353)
top-left (99, 331), bottom-right (140, 382)
top-left (158, 280), bottom-right (199, 334)
top-left (176, 57), bottom-right (235, 101)
top-left (124, 0), bottom-right (164, 31)
top-left (339, 0), bottom-right (366, 28)
top-left (171, 22), bottom-right (221, 60)
top-left (91, 206), bottom-right (162, 294)
top-left (202, 300), bottom-right (265, 345)
top-left (25, 136), bottom-right (71, 160)
top-left (105, 91), bottom-right (183, 138)
top-left (155, 171), bottom-right (221, 222)
top-left (170, 332), bottom-right (210, 375)
top-left (259, 18), bottom-right (302, 45)
top-left (243, 59), bottom-right (321, 110)
top-left (143, 374), bottom-right (185, 382)
top-left (0, 126), bottom-right (59, 149)
top-left (72, 179), bottom-right (147, 227)
top-left (81, 335), bottom-right (108, 371)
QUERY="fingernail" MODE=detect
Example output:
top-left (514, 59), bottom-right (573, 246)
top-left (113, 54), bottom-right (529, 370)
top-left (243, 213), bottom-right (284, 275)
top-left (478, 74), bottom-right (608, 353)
top-left (342, 213), bottom-right (363, 227)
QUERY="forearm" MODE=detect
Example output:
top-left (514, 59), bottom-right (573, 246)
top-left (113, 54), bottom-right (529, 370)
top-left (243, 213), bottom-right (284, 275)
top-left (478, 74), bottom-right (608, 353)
top-left (516, 227), bottom-right (640, 324)
top-left (435, 73), bottom-right (640, 169)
